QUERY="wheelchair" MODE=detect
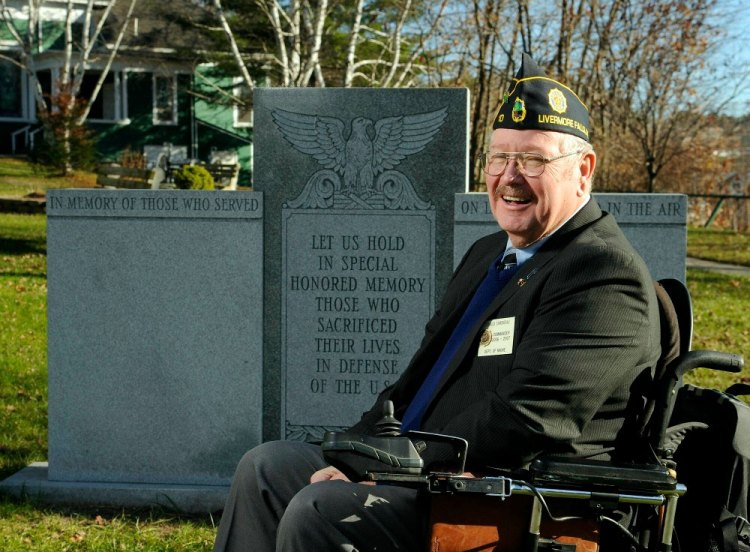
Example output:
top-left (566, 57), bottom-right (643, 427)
top-left (322, 279), bottom-right (746, 551)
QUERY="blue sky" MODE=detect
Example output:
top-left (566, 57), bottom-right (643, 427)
top-left (715, 0), bottom-right (750, 115)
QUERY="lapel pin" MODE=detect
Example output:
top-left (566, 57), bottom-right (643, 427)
top-left (518, 267), bottom-right (539, 287)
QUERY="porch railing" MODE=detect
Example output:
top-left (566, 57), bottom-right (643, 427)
top-left (10, 125), bottom-right (43, 154)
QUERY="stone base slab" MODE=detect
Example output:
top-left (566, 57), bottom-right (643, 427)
top-left (0, 463), bottom-right (228, 513)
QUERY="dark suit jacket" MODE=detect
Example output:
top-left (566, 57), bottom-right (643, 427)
top-left (350, 200), bottom-right (661, 471)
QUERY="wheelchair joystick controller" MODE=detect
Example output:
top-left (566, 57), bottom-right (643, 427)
top-left (320, 400), bottom-right (424, 481)
top-left (321, 398), bottom-right (470, 481)
top-left (375, 400), bottom-right (401, 436)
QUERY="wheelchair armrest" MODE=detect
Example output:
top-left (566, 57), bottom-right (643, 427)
top-left (321, 431), bottom-right (424, 481)
top-left (530, 457), bottom-right (677, 493)
top-left (321, 429), bottom-right (468, 481)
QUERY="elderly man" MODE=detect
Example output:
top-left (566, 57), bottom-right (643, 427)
top-left (214, 53), bottom-right (660, 552)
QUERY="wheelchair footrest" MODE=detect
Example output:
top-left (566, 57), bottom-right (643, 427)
top-left (530, 458), bottom-right (678, 493)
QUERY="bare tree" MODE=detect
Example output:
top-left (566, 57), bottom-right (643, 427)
top-left (1, 0), bottom-right (138, 172)
top-left (580, 0), bottom-right (738, 192)
top-left (342, 0), bottom-right (364, 87)
top-left (467, 0), bottom-right (511, 184)
top-left (206, 0), bottom-right (747, 195)
top-left (256, 0), bottom-right (330, 87)
top-left (210, 0), bottom-right (449, 90)
top-left (2, 0), bottom-right (138, 120)
top-left (468, 0), bottom-right (741, 193)
top-left (212, 0), bottom-right (257, 90)
top-left (1, 0), bottom-right (50, 112)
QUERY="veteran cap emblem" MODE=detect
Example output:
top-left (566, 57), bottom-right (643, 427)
top-left (548, 88), bottom-right (567, 114)
top-left (492, 53), bottom-right (590, 141)
top-left (511, 98), bottom-right (527, 123)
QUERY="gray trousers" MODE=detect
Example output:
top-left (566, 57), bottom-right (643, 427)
top-left (213, 440), bottom-right (428, 552)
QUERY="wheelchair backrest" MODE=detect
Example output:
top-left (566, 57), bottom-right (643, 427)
top-left (657, 278), bottom-right (693, 355)
top-left (628, 278), bottom-right (690, 460)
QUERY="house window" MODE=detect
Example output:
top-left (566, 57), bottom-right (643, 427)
top-left (234, 82), bottom-right (253, 127)
top-left (0, 58), bottom-right (23, 119)
top-left (153, 75), bottom-right (177, 125)
top-left (80, 72), bottom-right (118, 121)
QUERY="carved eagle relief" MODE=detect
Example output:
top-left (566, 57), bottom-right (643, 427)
top-left (272, 107), bottom-right (448, 209)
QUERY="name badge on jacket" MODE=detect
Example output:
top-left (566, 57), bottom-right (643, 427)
top-left (478, 317), bottom-right (515, 356)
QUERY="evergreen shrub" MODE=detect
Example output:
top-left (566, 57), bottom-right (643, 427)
top-left (172, 165), bottom-right (215, 190)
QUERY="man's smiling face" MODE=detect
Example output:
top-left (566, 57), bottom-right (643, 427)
top-left (485, 128), bottom-right (595, 247)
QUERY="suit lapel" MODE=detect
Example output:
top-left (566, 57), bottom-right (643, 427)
top-left (442, 234), bottom-right (508, 332)
top-left (390, 233), bottom-right (507, 406)
top-left (426, 200), bottom-right (604, 408)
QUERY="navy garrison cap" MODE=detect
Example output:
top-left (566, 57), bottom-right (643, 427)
top-left (493, 53), bottom-right (590, 142)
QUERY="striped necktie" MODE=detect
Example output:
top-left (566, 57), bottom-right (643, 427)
top-left (400, 252), bottom-right (519, 432)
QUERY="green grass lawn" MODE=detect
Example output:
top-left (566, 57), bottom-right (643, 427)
top-left (687, 226), bottom-right (750, 267)
top-left (0, 502), bottom-right (216, 551)
top-left (687, 270), bottom-right (750, 389)
top-left (0, 156), bottom-right (96, 197)
top-left (0, 212), bottom-right (748, 550)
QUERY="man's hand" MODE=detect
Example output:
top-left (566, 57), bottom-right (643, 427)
top-left (310, 466), bottom-right (351, 483)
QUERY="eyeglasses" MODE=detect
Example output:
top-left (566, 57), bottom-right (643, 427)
top-left (481, 149), bottom-right (585, 177)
